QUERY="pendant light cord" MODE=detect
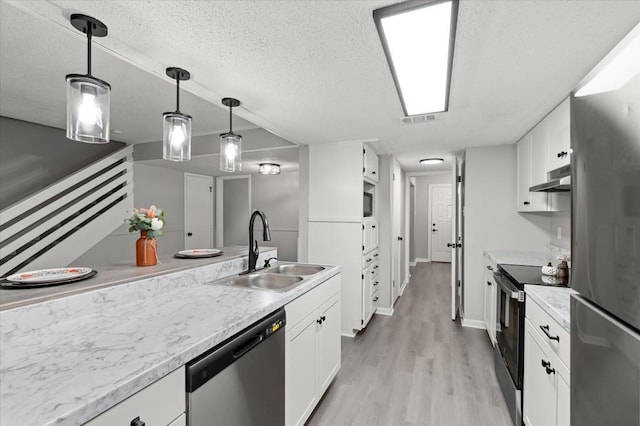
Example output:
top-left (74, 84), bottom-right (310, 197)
top-left (176, 77), bottom-right (181, 113)
top-left (86, 23), bottom-right (92, 76)
top-left (229, 104), bottom-right (233, 133)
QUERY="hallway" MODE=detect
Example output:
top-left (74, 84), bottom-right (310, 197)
top-left (307, 262), bottom-right (512, 426)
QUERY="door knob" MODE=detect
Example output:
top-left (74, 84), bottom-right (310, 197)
top-left (186, 232), bottom-right (193, 237)
top-left (432, 229), bottom-right (437, 232)
top-left (397, 236), bottom-right (403, 241)
top-left (447, 243), bottom-right (454, 248)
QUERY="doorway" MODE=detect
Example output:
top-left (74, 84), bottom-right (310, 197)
top-left (216, 175), bottom-right (251, 247)
top-left (184, 173), bottom-right (214, 250)
top-left (428, 183), bottom-right (452, 263)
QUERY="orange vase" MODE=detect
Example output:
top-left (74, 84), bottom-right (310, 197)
top-left (136, 231), bottom-right (158, 266)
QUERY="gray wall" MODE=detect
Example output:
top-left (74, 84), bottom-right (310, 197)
top-left (74, 163), bottom-right (187, 265)
top-left (463, 145), bottom-right (551, 323)
top-left (549, 211), bottom-right (571, 250)
top-left (0, 116), bottom-right (124, 209)
top-left (252, 171), bottom-right (299, 262)
top-left (223, 178), bottom-right (250, 246)
top-left (409, 182), bottom-right (415, 263)
top-left (412, 173), bottom-right (452, 261)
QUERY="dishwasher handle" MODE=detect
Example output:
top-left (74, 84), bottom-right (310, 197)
top-left (186, 308), bottom-right (286, 393)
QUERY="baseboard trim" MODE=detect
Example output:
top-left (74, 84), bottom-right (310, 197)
top-left (415, 258), bottom-right (430, 263)
top-left (399, 278), bottom-right (409, 296)
top-left (375, 307), bottom-right (394, 316)
top-left (341, 330), bottom-right (357, 338)
top-left (461, 319), bottom-right (486, 330)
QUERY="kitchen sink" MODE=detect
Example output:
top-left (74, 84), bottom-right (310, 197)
top-left (267, 264), bottom-right (325, 275)
top-left (227, 273), bottom-right (304, 292)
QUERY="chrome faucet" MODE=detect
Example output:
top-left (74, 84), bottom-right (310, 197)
top-left (242, 210), bottom-right (271, 274)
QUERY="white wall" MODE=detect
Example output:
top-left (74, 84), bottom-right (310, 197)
top-left (549, 211), bottom-right (571, 250)
top-left (74, 163), bottom-right (187, 266)
top-left (412, 173), bottom-right (452, 261)
top-left (251, 171), bottom-right (299, 262)
top-left (463, 145), bottom-right (551, 323)
top-left (223, 178), bottom-right (250, 246)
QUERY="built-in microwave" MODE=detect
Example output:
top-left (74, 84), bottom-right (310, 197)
top-left (363, 192), bottom-right (373, 217)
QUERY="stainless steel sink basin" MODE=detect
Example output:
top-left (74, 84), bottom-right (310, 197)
top-left (268, 264), bottom-right (325, 276)
top-left (227, 273), bottom-right (304, 292)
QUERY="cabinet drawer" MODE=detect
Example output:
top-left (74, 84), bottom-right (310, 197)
top-left (526, 298), bottom-right (570, 368)
top-left (362, 252), bottom-right (375, 269)
top-left (85, 367), bottom-right (185, 426)
top-left (286, 275), bottom-right (341, 329)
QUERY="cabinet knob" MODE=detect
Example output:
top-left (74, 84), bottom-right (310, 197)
top-left (487, 281), bottom-right (492, 286)
top-left (131, 417), bottom-right (146, 426)
top-left (523, 201), bottom-right (530, 205)
top-left (557, 151), bottom-right (568, 158)
top-left (447, 243), bottom-right (454, 248)
top-left (321, 316), bottom-right (326, 321)
top-left (317, 318), bottom-right (323, 324)
top-left (374, 281), bottom-right (379, 286)
top-left (541, 360), bottom-right (556, 375)
top-left (486, 265), bottom-right (493, 271)
top-left (397, 236), bottom-right (403, 241)
top-left (373, 296), bottom-right (379, 302)
top-left (186, 232), bottom-right (193, 237)
top-left (372, 171), bottom-right (376, 174)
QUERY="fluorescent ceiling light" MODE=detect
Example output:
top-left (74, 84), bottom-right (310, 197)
top-left (419, 158), bottom-right (444, 165)
top-left (374, 0), bottom-right (458, 116)
top-left (575, 24), bottom-right (640, 97)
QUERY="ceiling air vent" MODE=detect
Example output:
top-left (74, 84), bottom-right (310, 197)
top-left (400, 114), bottom-right (436, 125)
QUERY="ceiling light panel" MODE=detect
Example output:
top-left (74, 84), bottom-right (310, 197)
top-left (374, 0), bottom-right (458, 116)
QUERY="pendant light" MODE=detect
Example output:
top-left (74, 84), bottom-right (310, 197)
top-left (220, 98), bottom-right (242, 172)
top-left (66, 14), bottom-right (111, 144)
top-left (259, 163), bottom-right (281, 175)
top-left (163, 67), bottom-right (192, 161)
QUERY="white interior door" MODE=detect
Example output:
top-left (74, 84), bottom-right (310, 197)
top-left (429, 184), bottom-right (452, 263)
top-left (392, 161), bottom-right (402, 303)
top-left (216, 176), bottom-right (251, 247)
top-left (450, 164), bottom-right (457, 320)
top-left (184, 173), bottom-right (214, 250)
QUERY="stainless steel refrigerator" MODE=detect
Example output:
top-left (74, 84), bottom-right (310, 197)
top-left (570, 25), bottom-right (640, 426)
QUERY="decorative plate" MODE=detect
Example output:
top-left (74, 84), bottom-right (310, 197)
top-left (6, 267), bottom-right (93, 284)
top-left (1, 269), bottom-right (98, 289)
top-left (175, 249), bottom-right (223, 259)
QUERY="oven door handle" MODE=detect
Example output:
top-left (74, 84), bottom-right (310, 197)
top-left (495, 273), bottom-right (522, 299)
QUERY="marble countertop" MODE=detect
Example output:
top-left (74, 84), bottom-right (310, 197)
top-left (525, 285), bottom-right (577, 332)
top-left (0, 251), bottom-right (341, 426)
top-left (484, 250), bottom-right (555, 267)
top-left (0, 246), bottom-right (267, 311)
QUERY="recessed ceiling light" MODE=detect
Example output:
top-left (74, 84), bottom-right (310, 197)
top-left (374, 0), bottom-right (458, 116)
top-left (419, 158), bottom-right (444, 165)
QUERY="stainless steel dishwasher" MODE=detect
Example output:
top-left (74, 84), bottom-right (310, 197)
top-left (185, 308), bottom-right (286, 426)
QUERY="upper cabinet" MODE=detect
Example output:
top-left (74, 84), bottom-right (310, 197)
top-left (363, 145), bottom-right (379, 183)
top-left (516, 97), bottom-right (571, 213)
top-left (546, 98), bottom-right (571, 171)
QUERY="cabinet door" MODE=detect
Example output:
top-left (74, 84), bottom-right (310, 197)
top-left (546, 98), bottom-right (570, 171)
top-left (530, 121), bottom-right (548, 186)
top-left (362, 268), bottom-right (373, 327)
top-left (483, 270), bottom-right (497, 346)
top-left (317, 295), bottom-right (341, 395)
top-left (517, 133), bottom-right (548, 212)
top-left (523, 322), bottom-right (557, 426)
top-left (556, 373), bottom-right (570, 426)
top-left (371, 221), bottom-right (379, 248)
top-left (286, 318), bottom-right (318, 426)
top-left (363, 146), bottom-right (379, 182)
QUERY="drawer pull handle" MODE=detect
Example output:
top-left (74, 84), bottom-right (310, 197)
top-left (487, 281), bottom-right (492, 286)
top-left (539, 324), bottom-right (560, 341)
top-left (373, 265), bottom-right (379, 269)
top-left (366, 258), bottom-right (373, 262)
top-left (374, 281), bottom-right (379, 286)
top-left (486, 265), bottom-right (493, 271)
top-left (541, 359), bottom-right (555, 375)
top-left (374, 253), bottom-right (379, 257)
top-left (373, 296), bottom-right (379, 302)
top-left (131, 417), bottom-right (146, 426)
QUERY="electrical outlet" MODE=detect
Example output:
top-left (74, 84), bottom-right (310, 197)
top-left (557, 226), bottom-right (562, 240)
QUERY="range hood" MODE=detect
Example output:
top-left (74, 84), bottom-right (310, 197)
top-left (530, 164), bottom-right (571, 192)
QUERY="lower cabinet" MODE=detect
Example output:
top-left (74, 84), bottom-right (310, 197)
top-left (285, 274), bottom-right (341, 426)
top-left (483, 256), bottom-right (497, 345)
top-left (85, 367), bottom-right (185, 426)
top-left (523, 298), bottom-right (570, 426)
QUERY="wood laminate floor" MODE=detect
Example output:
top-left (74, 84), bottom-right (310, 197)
top-left (307, 262), bottom-right (512, 426)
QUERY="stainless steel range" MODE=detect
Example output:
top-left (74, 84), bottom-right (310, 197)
top-left (493, 264), bottom-right (568, 426)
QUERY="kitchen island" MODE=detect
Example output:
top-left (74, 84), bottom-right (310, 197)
top-left (0, 249), bottom-right (341, 426)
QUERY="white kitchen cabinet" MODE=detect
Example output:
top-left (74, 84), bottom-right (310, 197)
top-left (517, 133), bottom-right (548, 212)
top-left (546, 97), bottom-right (570, 171)
top-left (85, 367), bottom-right (185, 426)
top-left (530, 120), bottom-right (548, 187)
top-left (363, 145), bottom-right (379, 183)
top-left (482, 259), bottom-right (497, 346)
top-left (306, 142), bottom-right (384, 336)
top-left (523, 297), bottom-right (570, 426)
top-left (285, 274), bottom-right (341, 426)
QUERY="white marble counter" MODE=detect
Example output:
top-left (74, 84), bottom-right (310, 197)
top-left (484, 250), bottom-right (554, 267)
top-left (0, 252), bottom-right (341, 426)
top-left (525, 285), bottom-right (577, 332)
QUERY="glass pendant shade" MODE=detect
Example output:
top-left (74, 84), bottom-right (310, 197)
top-left (220, 133), bottom-right (242, 172)
top-left (66, 75), bottom-right (111, 143)
top-left (163, 112), bottom-right (192, 161)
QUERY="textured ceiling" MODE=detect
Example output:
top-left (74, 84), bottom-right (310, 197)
top-left (1, 0), bottom-right (639, 173)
